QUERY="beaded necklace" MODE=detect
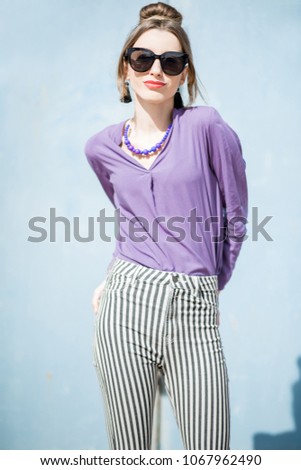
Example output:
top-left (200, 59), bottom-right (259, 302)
top-left (123, 121), bottom-right (172, 156)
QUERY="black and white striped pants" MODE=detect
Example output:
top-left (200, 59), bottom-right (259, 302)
top-left (93, 257), bottom-right (230, 450)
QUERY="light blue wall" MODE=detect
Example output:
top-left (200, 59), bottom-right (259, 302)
top-left (1, 0), bottom-right (300, 450)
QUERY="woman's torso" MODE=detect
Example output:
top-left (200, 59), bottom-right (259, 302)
top-left (84, 105), bottom-right (245, 285)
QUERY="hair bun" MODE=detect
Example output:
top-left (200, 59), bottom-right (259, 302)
top-left (139, 2), bottom-right (182, 25)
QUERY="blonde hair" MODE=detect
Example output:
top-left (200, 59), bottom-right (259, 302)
top-left (117, 2), bottom-right (207, 107)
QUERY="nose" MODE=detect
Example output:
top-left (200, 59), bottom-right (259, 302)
top-left (149, 58), bottom-right (163, 75)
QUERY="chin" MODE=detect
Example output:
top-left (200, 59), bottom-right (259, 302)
top-left (135, 90), bottom-right (174, 105)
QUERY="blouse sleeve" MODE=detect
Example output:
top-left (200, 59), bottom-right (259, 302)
top-left (207, 107), bottom-right (248, 291)
top-left (84, 136), bottom-right (116, 209)
top-left (84, 135), bottom-right (117, 277)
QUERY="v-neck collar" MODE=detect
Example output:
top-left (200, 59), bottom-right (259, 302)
top-left (112, 107), bottom-right (179, 172)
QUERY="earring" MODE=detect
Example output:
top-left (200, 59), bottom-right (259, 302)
top-left (174, 87), bottom-right (184, 109)
top-left (121, 80), bottom-right (132, 103)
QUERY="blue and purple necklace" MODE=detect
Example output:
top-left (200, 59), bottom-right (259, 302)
top-left (123, 121), bottom-right (172, 156)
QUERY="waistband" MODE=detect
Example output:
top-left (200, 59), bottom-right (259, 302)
top-left (109, 257), bottom-right (218, 293)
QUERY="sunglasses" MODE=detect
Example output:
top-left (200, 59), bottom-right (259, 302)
top-left (124, 47), bottom-right (189, 76)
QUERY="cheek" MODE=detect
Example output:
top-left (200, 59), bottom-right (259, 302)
top-left (165, 78), bottom-right (181, 94)
top-left (166, 74), bottom-right (182, 86)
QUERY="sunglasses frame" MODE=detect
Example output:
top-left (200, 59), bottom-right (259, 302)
top-left (124, 47), bottom-right (189, 76)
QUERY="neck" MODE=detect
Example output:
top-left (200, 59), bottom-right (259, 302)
top-left (130, 96), bottom-right (174, 135)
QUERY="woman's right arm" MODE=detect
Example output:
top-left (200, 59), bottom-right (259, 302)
top-left (85, 135), bottom-right (117, 314)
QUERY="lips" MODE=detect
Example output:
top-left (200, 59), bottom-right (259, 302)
top-left (144, 80), bottom-right (165, 85)
top-left (144, 80), bottom-right (166, 88)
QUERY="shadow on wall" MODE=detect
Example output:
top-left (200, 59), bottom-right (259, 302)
top-left (253, 356), bottom-right (301, 450)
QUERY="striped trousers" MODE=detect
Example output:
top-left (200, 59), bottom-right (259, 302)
top-left (93, 257), bottom-right (230, 450)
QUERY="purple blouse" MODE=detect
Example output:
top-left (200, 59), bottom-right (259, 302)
top-left (84, 105), bottom-right (248, 290)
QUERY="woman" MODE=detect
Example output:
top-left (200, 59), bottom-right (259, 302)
top-left (85, 1), bottom-right (248, 450)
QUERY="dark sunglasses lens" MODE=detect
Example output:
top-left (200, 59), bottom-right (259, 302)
top-left (161, 56), bottom-right (186, 75)
top-left (127, 49), bottom-right (188, 75)
top-left (129, 50), bottom-right (154, 72)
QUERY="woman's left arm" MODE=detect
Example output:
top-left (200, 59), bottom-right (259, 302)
top-left (207, 107), bottom-right (249, 291)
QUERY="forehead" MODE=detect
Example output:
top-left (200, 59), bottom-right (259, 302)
top-left (133, 29), bottom-right (182, 53)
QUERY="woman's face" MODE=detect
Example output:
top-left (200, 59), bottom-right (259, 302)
top-left (124, 29), bottom-right (188, 106)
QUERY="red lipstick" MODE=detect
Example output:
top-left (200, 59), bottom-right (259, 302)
top-left (144, 80), bottom-right (166, 89)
